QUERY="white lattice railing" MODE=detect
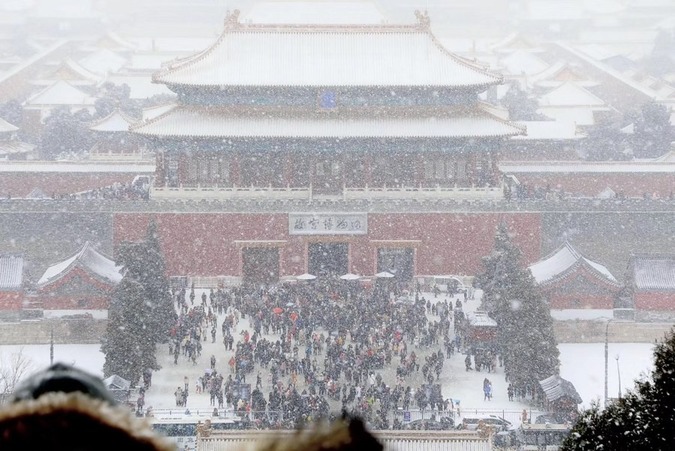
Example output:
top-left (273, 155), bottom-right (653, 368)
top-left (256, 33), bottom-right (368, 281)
top-left (343, 184), bottom-right (504, 200)
top-left (151, 184), bottom-right (503, 201)
top-left (151, 185), bottom-right (311, 200)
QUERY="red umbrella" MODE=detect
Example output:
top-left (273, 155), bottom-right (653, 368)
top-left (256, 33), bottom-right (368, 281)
top-left (273, 307), bottom-right (284, 315)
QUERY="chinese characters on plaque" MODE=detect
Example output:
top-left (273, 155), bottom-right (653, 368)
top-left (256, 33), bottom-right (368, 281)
top-left (289, 213), bottom-right (367, 235)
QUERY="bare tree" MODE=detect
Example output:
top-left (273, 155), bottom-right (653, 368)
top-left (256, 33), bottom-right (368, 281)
top-left (0, 349), bottom-right (34, 403)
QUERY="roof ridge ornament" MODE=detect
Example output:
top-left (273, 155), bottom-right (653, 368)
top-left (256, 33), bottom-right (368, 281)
top-left (224, 9), bottom-right (241, 30)
top-left (414, 10), bottom-right (431, 30)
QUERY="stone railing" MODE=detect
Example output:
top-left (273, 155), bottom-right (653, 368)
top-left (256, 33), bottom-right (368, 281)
top-left (151, 185), bottom-right (311, 200)
top-left (196, 430), bottom-right (492, 451)
top-left (151, 184), bottom-right (504, 201)
top-left (343, 184), bottom-right (504, 201)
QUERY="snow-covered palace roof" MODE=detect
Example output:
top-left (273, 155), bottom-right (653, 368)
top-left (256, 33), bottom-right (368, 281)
top-left (89, 109), bottom-right (137, 132)
top-left (153, 10), bottom-right (502, 89)
top-left (529, 242), bottom-right (618, 286)
top-left (131, 105), bottom-right (525, 139)
top-left (630, 255), bottom-right (675, 292)
top-left (0, 255), bottom-right (23, 290)
top-left (38, 242), bottom-right (123, 287)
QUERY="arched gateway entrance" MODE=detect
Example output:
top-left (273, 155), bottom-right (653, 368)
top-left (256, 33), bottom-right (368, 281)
top-left (307, 242), bottom-right (349, 277)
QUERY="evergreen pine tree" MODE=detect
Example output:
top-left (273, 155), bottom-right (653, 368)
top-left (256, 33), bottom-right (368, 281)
top-left (562, 330), bottom-right (675, 450)
top-left (142, 221), bottom-right (175, 343)
top-left (102, 277), bottom-right (159, 384)
top-left (101, 222), bottom-right (172, 384)
top-left (476, 223), bottom-right (560, 393)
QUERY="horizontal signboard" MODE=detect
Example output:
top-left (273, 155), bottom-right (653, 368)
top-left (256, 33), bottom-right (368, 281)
top-left (289, 213), bottom-right (367, 235)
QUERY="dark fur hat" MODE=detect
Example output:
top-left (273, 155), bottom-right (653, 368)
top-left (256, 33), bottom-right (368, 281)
top-left (0, 363), bottom-right (175, 451)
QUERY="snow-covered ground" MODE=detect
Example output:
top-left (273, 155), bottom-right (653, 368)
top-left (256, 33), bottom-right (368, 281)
top-left (0, 343), bottom-right (104, 378)
top-left (560, 342), bottom-right (654, 408)
top-left (551, 309), bottom-right (614, 321)
top-left (42, 310), bottom-right (108, 320)
top-left (0, 290), bottom-right (657, 421)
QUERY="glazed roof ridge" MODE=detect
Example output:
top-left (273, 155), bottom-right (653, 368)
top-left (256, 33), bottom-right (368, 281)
top-left (153, 11), bottom-right (502, 89)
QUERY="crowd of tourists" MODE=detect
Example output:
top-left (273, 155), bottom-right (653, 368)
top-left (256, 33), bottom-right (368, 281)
top-left (161, 278), bottom-right (482, 429)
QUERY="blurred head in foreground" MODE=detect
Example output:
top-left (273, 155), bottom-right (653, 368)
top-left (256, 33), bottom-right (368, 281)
top-left (0, 363), bottom-right (174, 451)
top-left (254, 416), bottom-right (383, 451)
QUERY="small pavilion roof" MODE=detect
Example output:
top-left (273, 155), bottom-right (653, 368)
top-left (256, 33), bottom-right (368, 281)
top-left (539, 375), bottom-right (582, 404)
top-left (499, 50), bottom-right (549, 76)
top-left (24, 80), bottom-right (95, 107)
top-left (153, 11), bottom-right (502, 89)
top-left (89, 110), bottom-right (137, 132)
top-left (529, 242), bottom-right (618, 286)
top-left (0, 141), bottom-right (35, 157)
top-left (38, 242), bottom-right (122, 287)
top-left (0, 255), bottom-right (23, 290)
top-left (0, 117), bottom-right (18, 134)
top-left (530, 61), bottom-right (599, 88)
top-left (630, 255), bottom-right (675, 291)
top-left (77, 49), bottom-right (127, 76)
top-left (538, 82), bottom-right (606, 107)
top-left (131, 105), bottom-right (524, 139)
top-left (53, 58), bottom-right (102, 83)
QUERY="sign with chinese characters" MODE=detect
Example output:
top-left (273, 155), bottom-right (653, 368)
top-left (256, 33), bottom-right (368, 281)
top-left (289, 213), bottom-right (367, 235)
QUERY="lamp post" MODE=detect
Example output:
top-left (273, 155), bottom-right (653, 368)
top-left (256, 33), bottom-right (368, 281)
top-left (604, 319), bottom-right (612, 408)
top-left (50, 327), bottom-right (54, 365)
top-left (616, 354), bottom-right (621, 400)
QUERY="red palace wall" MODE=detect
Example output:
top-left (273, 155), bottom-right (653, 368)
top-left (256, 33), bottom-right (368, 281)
top-left (547, 294), bottom-right (614, 310)
top-left (0, 173), bottom-right (140, 198)
top-left (514, 172), bottom-right (675, 198)
top-left (634, 292), bottom-right (675, 311)
top-left (0, 291), bottom-right (22, 310)
top-left (113, 212), bottom-right (541, 278)
top-left (36, 294), bottom-right (110, 310)
top-left (540, 270), bottom-right (620, 309)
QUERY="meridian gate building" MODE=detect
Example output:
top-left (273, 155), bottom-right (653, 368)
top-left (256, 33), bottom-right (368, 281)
top-left (122, 10), bottom-right (539, 285)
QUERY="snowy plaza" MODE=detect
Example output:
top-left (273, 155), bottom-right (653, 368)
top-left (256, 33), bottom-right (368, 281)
top-left (0, 289), bottom-right (656, 426)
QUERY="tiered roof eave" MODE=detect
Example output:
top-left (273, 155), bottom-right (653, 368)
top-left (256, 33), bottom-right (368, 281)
top-left (130, 104), bottom-right (525, 139)
top-left (152, 11), bottom-right (503, 90)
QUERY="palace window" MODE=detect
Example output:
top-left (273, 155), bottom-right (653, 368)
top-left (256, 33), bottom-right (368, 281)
top-left (315, 161), bottom-right (341, 177)
top-left (424, 158), bottom-right (467, 182)
top-left (186, 156), bottom-right (229, 185)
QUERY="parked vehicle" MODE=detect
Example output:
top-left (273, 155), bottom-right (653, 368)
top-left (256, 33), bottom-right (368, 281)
top-left (458, 414), bottom-right (512, 431)
top-left (403, 417), bottom-right (455, 430)
top-left (517, 423), bottom-right (572, 450)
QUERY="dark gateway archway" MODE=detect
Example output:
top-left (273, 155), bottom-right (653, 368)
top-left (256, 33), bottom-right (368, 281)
top-left (308, 242), bottom-right (348, 277)
top-left (242, 247), bottom-right (279, 285)
top-left (377, 247), bottom-right (414, 282)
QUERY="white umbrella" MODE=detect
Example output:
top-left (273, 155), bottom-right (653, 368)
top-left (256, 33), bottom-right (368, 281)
top-left (296, 273), bottom-right (317, 280)
top-left (375, 271), bottom-right (395, 278)
top-left (340, 273), bottom-right (361, 281)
